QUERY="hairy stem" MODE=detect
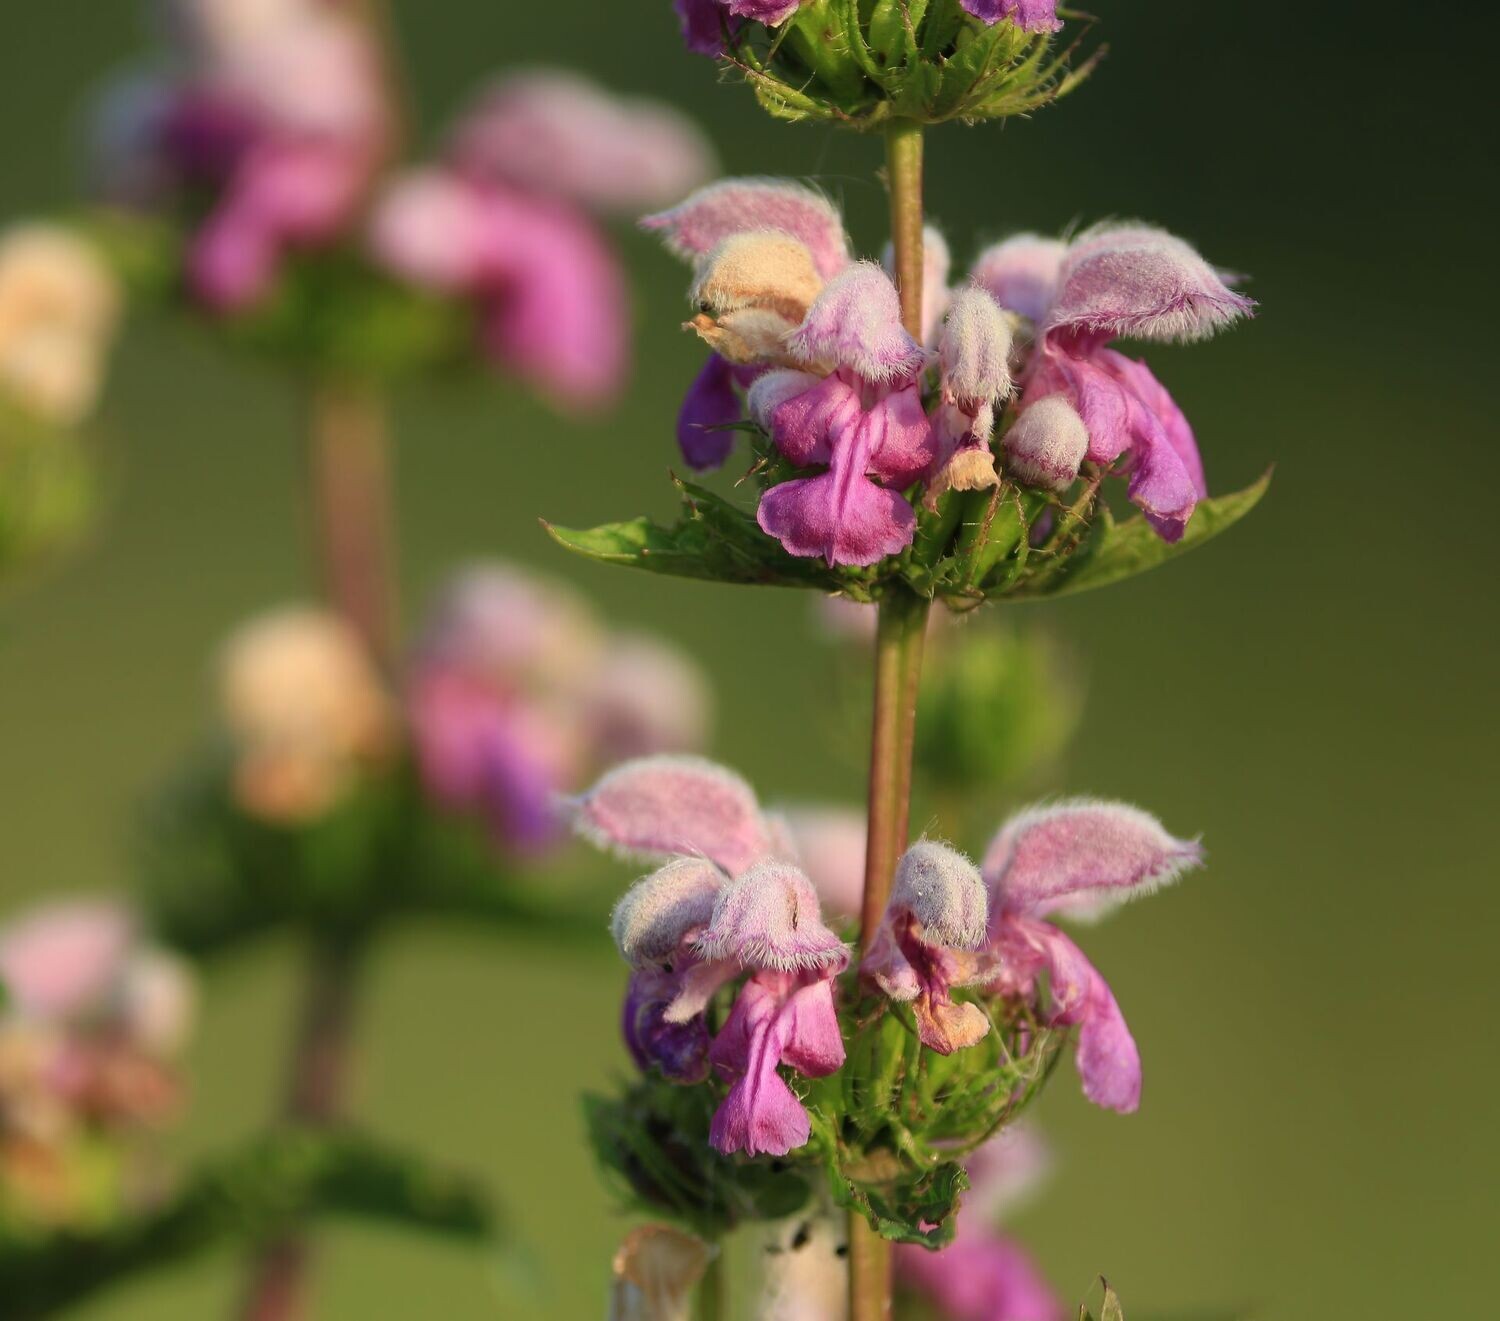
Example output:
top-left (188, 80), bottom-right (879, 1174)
top-left (884, 119), bottom-right (926, 342)
top-left (847, 119), bottom-right (932, 1321)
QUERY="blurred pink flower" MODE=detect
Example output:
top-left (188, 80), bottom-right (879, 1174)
top-left (407, 565), bottom-right (710, 854)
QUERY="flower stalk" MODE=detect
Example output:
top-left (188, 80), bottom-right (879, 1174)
top-left (239, 379), bottom-right (397, 1321)
top-left (848, 119), bottom-right (933, 1321)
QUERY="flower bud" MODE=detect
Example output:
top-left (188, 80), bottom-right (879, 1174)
top-left (1002, 396), bottom-right (1089, 491)
top-left (939, 288), bottom-right (1013, 409)
top-left (610, 857), bottom-right (724, 967)
top-left (694, 862), bottom-right (847, 972)
top-left (892, 841), bottom-right (989, 949)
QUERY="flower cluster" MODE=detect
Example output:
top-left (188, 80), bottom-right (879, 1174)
top-left (646, 178), bottom-right (1253, 566)
top-left (95, 4), bottom-right (713, 406)
top-left (214, 565), bottom-right (710, 852)
top-left (0, 224), bottom-right (120, 428)
top-left (100, 0), bottom-right (392, 311)
top-left (370, 70), bottom-right (713, 409)
top-left (576, 756), bottom-right (1201, 1167)
top-left (408, 563), bottom-right (711, 853)
top-left (217, 605), bottom-right (398, 824)
top-left (0, 900), bottom-right (194, 1229)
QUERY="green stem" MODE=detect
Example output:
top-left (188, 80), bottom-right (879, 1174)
top-left (848, 118), bottom-right (932, 1321)
top-left (884, 119), bottom-right (926, 342)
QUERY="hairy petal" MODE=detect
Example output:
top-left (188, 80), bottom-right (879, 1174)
top-left (642, 177), bottom-right (850, 280)
top-left (572, 755), bottom-right (774, 875)
top-left (1047, 223), bottom-right (1255, 346)
top-left (983, 797), bottom-right (1203, 921)
top-left (939, 287), bottom-right (1014, 408)
top-left (772, 805), bottom-right (866, 921)
top-left (970, 233), bottom-right (1068, 322)
top-left (1002, 395), bottom-right (1089, 491)
top-left (891, 841), bottom-right (988, 948)
top-left (958, 0), bottom-right (1062, 33)
top-left (694, 862), bottom-right (848, 973)
top-left (611, 857), bottom-right (726, 966)
top-left (788, 264), bottom-right (928, 384)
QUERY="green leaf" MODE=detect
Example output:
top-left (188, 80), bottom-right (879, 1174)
top-left (1002, 470), bottom-right (1271, 601)
top-left (0, 1128), bottom-right (498, 1316)
top-left (818, 1144), bottom-right (969, 1248)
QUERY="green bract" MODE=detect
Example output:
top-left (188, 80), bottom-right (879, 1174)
top-left (720, 0), bottom-right (1100, 128)
top-left (546, 468), bottom-right (1271, 611)
top-left (587, 982), bottom-right (1062, 1246)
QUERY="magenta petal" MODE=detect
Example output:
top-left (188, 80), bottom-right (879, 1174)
top-left (778, 977), bottom-right (846, 1077)
top-left (982, 798), bottom-right (1202, 920)
top-left (764, 371), bottom-right (858, 468)
top-left (675, 0), bottom-right (744, 54)
top-left (475, 190), bottom-right (627, 411)
top-left (757, 462), bottom-right (916, 568)
top-left (678, 354), bottom-right (743, 470)
top-left (866, 383), bottom-right (940, 489)
top-left (572, 756), bottom-right (774, 875)
top-left (1033, 924), bottom-right (1141, 1113)
top-left (642, 178), bottom-right (850, 280)
top-left (958, 0), bottom-right (1062, 33)
top-left (189, 209), bottom-right (276, 310)
top-left (708, 975), bottom-right (813, 1156)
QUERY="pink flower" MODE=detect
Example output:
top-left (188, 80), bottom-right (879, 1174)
top-left (407, 566), bottom-right (709, 854)
top-left (773, 805), bottom-right (866, 923)
top-left (958, 0), bottom-right (1060, 34)
top-left (0, 901), bottom-right (133, 1021)
top-left (446, 70), bottom-right (714, 216)
top-left (980, 799), bottom-right (1203, 1112)
top-left (979, 223), bottom-right (1254, 540)
top-left (861, 841), bottom-right (992, 1054)
top-left (574, 757), bottom-right (849, 1153)
top-left (370, 169), bottom-right (627, 411)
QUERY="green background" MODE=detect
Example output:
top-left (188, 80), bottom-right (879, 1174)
top-left (1, 1), bottom-right (1493, 1317)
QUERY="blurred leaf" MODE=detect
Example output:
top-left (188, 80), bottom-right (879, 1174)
top-left (0, 1127), bottom-right (498, 1317)
top-left (1003, 471), bottom-right (1271, 601)
top-left (0, 421), bottom-right (97, 589)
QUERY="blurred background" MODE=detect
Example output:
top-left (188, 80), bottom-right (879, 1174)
top-left (0, 1), bottom-right (1493, 1317)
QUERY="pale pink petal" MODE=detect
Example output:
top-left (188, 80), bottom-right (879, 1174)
top-left (982, 798), bottom-right (1202, 921)
top-left (694, 862), bottom-right (848, 972)
top-left (643, 178), bottom-right (851, 280)
top-left (447, 70), bottom-right (714, 214)
top-left (611, 857), bottom-right (726, 966)
top-left (969, 233), bottom-right (1067, 323)
top-left (572, 755), bottom-right (775, 875)
top-left (1002, 395), bottom-right (1088, 491)
top-left (368, 169), bottom-right (493, 292)
top-left (0, 900), bottom-right (134, 1020)
top-left (788, 264), bottom-right (928, 384)
top-left (940, 286), bottom-right (1014, 408)
top-left (1047, 223), bottom-right (1255, 346)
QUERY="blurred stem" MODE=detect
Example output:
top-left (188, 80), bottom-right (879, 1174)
top-left (239, 934), bottom-right (368, 1321)
top-left (305, 379), bottom-right (398, 668)
top-left (848, 120), bottom-right (932, 1321)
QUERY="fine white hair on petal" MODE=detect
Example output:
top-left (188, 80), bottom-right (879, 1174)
top-left (610, 856), bottom-right (726, 965)
top-left (939, 286), bottom-right (1014, 406)
top-left (694, 861), bottom-right (848, 972)
top-left (890, 840), bottom-right (988, 948)
top-left (1047, 221), bottom-right (1255, 346)
top-left (982, 796), bottom-right (1204, 920)
top-left (641, 176), bottom-right (851, 280)
top-left (787, 263), bottom-right (928, 384)
top-left (1002, 395), bottom-right (1089, 492)
top-left (969, 232), bottom-right (1068, 323)
top-left (747, 369), bottom-right (821, 429)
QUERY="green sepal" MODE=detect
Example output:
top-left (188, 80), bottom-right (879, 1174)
top-left (0, 1127), bottom-right (498, 1316)
top-left (1004, 470), bottom-right (1272, 601)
